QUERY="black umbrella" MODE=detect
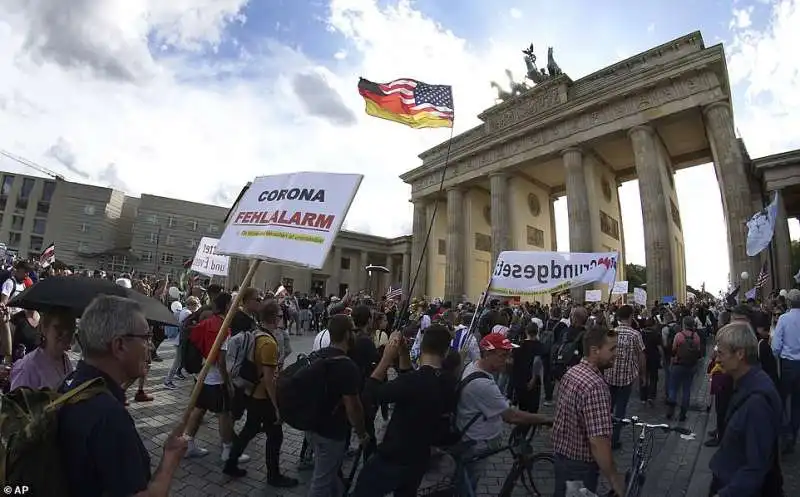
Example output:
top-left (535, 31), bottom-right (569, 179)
top-left (9, 276), bottom-right (178, 326)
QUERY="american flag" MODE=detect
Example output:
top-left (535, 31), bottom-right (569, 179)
top-left (39, 242), bottom-right (55, 268)
top-left (385, 284), bottom-right (402, 300)
top-left (755, 261), bottom-right (770, 289)
top-left (380, 80), bottom-right (454, 119)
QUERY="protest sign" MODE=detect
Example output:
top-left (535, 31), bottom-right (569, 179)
top-left (489, 251), bottom-right (618, 296)
top-left (585, 290), bottom-right (602, 302)
top-left (633, 287), bottom-right (647, 305)
top-left (216, 172), bottom-right (362, 269)
top-left (191, 237), bottom-right (230, 277)
top-left (611, 280), bottom-right (629, 295)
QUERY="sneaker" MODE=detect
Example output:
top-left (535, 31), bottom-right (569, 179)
top-left (134, 390), bottom-right (154, 402)
top-left (184, 446), bottom-right (209, 459)
top-left (267, 475), bottom-right (299, 488)
top-left (543, 400), bottom-right (553, 407)
top-left (175, 372), bottom-right (187, 380)
top-left (222, 465), bottom-right (247, 478)
top-left (151, 354), bottom-right (163, 363)
top-left (163, 381), bottom-right (177, 390)
top-left (220, 452), bottom-right (251, 464)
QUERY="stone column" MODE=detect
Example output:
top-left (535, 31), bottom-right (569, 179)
top-left (549, 196), bottom-right (558, 251)
top-left (615, 178), bottom-right (627, 274)
top-left (490, 173), bottom-right (510, 264)
top-left (401, 251), bottom-right (411, 299)
top-left (410, 200), bottom-right (428, 298)
top-left (359, 250), bottom-right (369, 293)
top-left (445, 187), bottom-right (465, 303)
top-left (629, 125), bottom-right (673, 301)
top-left (385, 254), bottom-right (395, 294)
top-left (326, 246), bottom-right (342, 297)
top-left (774, 191), bottom-right (792, 291)
top-left (562, 148), bottom-right (593, 253)
top-left (704, 102), bottom-right (753, 289)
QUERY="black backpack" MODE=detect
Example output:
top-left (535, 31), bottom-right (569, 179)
top-left (434, 370), bottom-right (493, 447)
top-left (552, 329), bottom-right (584, 380)
top-left (276, 351), bottom-right (351, 432)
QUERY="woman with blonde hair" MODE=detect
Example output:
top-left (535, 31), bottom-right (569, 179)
top-left (10, 309), bottom-right (75, 390)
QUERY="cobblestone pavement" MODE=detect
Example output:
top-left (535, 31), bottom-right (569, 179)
top-left (128, 335), bottom-right (717, 496)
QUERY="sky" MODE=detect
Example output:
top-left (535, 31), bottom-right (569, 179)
top-left (0, 0), bottom-right (798, 295)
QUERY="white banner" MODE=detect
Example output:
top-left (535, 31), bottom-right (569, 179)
top-left (633, 287), bottom-right (647, 305)
top-left (746, 191), bottom-right (779, 256)
top-left (611, 280), bottom-right (629, 295)
top-left (489, 251), bottom-right (618, 296)
top-left (216, 172), bottom-right (362, 269)
top-left (585, 290), bottom-right (602, 302)
top-left (191, 237), bottom-right (230, 277)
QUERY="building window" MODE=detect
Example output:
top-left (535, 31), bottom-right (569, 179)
top-left (161, 253), bottom-right (174, 265)
top-left (36, 201), bottom-right (49, 215)
top-left (670, 199), bottom-right (682, 231)
top-left (15, 197), bottom-right (27, 211)
top-left (41, 181), bottom-right (55, 202)
top-left (599, 210), bottom-right (620, 241)
top-left (32, 218), bottom-right (46, 235)
top-left (168, 215), bottom-right (175, 227)
top-left (84, 204), bottom-right (96, 216)
top-left (11, 216), bottom-right (23, 231)
top-left (437, 238), bottom-right (446, 255)
top-left (189, 220), bottom-right (198, 231)
top-left (208, 224), bottom-right (219, 234)
top-left (77, 242), bottom-right (89, 253)
top-left (187, 238), bottom-right (197, 248)
top-left (147, 214), bottom-right (158, 224)
top-left (526, 226), bottom-right (545, 248)
top-left (29, 236), bottom-right (43, 252)
top-left (149, 232), bottom-right (159, 244)
top-left (165, 234), bottom-right (175, 245)
top-left (1, 175), bottom-right (14, 196)
top-left (20, 178), bottom-right (34, 199)
top-left (79, 223), bottom-right (88, 233)
top-left (142, 251), bottom-right (153, 262)
top-left (0, 197), bottom-right (6, 211)
top-left (8, 232), bottom-right (21, 247)
top-left (474, 233), bottom-right (491, 252)
top-left (341, 257), bottom-right (351, 270)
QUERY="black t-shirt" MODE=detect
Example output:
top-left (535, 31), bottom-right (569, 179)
top-left (758, 338), bottom-right (779, 387)
top-left (349, 333), bottom-right (380, 389)
top-left (366, 365), bottom-right (457, 465)
top-left (11, 311), bottom-right (40, 355)
top-left (512, 340), bottom-right (546, 388)
top-left (229, 310), bottom-right (256, 336)
top-left (58, 362), bottom-right (151, 497)
top-left (314, 347), bottom-right (361, 440)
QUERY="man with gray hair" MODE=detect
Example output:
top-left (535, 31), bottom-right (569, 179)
top-left (772, 287), bottom-right (800, 455)
top-left (709, 321), bottom-right (783, 496)
top-left (57, 295), bottom-right (187, 497)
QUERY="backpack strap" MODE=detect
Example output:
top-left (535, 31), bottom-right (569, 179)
top-left (455, 371), bottom-right (494, 437)
top-left (47, 377), bottom-right (107, 411)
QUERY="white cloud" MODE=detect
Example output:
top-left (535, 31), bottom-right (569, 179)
top-left (647, 22), bottom-right (655, 33)
top-left (509, 8), bottom-right (522, 19)
top-left (730, 7), bottom-right (754, 29)
top-left (0, 0), bottom-right (797, 296)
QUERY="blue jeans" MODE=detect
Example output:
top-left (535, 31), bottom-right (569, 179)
top-left (609, 383), bottom-right (633, 445)
top-left (553, 453), bottom-right (600, 497)
top-left (306, 432), bottom-right (347, 497)
top-left (779, 358), bottom-right (800, 444)
top-left (668, 364), bottom-right (695, 410)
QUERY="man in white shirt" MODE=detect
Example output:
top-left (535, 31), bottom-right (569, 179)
top-left (1, 261), bottom-right (31, 361)
top-left (312, 301), bottom-right (348, 352)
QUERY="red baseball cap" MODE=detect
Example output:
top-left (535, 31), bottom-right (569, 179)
top-left (479, 333), bottom-right (518, 351)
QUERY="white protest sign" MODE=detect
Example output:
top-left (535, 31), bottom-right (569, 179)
top-left (489, 251), bottom-right (618, 296)
top-left (634, 287), bottom-right (647, 305)
top-left (216, 172), bottom-right (362, 269)
top-left (191, 237), bottom-right (230, 277)
top-left (585, 290), bottom-right (602, 302)
top-left (611, 280), bottom-right (629, 295)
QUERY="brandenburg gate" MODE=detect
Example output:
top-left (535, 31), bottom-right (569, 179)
top-left (401, 31), bottom-right (788, 303)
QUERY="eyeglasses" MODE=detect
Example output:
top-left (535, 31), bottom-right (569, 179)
top-left (121, 333), bottom-right (153, 342)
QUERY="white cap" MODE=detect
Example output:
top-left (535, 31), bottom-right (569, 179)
top-left (115, 277), bottom-right (132, 289)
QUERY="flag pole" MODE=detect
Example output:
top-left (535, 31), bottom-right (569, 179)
top-left (179, 258), bottom-right (261, 430)
top-left (396, 124), bottom-right (457, 330)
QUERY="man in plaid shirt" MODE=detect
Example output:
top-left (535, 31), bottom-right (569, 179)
top-left (604, 305), bottom-right (646, 449)
top-left (551, 325), bottom-right (625, 497)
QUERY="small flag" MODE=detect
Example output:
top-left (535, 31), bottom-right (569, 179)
top-left (275, 285), bottom-right (287, 297)
top-left (39, 242), bottom-right (55, 268)
top-left (386, 284), bottom-right (402, 300)
top-left (746, 192), bottom-right (779, 256)
top-left (358, 78), bottom-right (454, 129)
top-left (755, 261), bottom-right (770, 289)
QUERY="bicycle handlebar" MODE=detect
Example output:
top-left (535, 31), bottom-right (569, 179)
top-left (613, 416), bottom-right (694, 436)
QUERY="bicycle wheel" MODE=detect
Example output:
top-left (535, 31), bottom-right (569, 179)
top-left (498, 452), bottom-right (555, 497)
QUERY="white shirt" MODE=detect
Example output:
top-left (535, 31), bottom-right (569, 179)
top-left (178, 308), bottom-right (193, 324)
top-left (204, 337), bottom-right (229, 386)
top-left (2, 277), bottom-right (25, 314)
top-left (313, 329), bottom-right (330, 351)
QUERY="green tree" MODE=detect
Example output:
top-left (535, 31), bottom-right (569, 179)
top-left (626, 263), bottom-right (646, 289)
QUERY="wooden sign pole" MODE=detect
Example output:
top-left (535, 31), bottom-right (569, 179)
top-left (179, 258), bottom-right (261, 429)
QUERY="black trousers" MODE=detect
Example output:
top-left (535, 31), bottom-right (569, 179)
top-left (228, 397), bottom-right (284, 478)
top-left (715, 385), bottom-right (733, 437)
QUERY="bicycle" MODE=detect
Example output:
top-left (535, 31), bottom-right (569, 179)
top-left (607, 416), bottom-right (695, 497)
top-left (418, 426), bottom-right (555, 497)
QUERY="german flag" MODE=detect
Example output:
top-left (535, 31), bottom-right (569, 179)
top-left (358, 77), bottom-right (454, 129)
